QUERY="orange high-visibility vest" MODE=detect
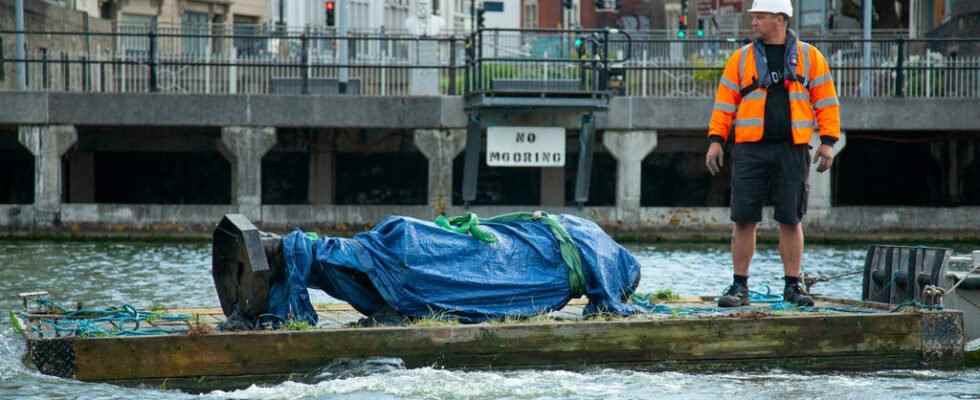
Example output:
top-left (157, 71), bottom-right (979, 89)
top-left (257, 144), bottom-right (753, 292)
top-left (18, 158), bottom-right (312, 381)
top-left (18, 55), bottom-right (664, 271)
top-left (708, 32), bottom-right (841, 145)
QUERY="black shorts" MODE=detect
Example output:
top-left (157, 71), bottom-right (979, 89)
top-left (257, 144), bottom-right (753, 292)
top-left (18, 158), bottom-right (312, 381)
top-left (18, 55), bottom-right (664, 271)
top-left (730, 141), bottom-right (810, 225)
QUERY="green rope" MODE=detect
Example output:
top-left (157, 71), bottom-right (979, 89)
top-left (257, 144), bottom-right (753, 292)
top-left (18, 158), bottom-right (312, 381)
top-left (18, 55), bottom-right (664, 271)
top-left (435, 213), bottom-right (496, 243)
top-left (28, 299), bottom-right (191, 338)
top-left (435, 211), bottom-right (587, 297)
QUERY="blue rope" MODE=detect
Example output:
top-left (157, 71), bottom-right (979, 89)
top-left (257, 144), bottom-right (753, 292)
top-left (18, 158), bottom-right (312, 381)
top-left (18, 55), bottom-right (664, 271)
top-left (631, 287), bottom-right (879, 316)
top-left (29, 299), bottom-right (191, 338)
top-left (748, 285), bottom-right (784, 303)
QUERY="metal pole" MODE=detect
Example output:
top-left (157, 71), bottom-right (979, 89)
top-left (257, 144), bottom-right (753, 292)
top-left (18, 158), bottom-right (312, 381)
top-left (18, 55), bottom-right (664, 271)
top-left (62, 52), bottom-right (69, 91)
top-left (909, 0), bottom-right (917, 39)
top-left (448, 37), bottom-right (457, 95)
top-left (338, 0), bottom-right (349, 94)
top-left (41, 48), bottom-right (49, 90)
top-left (574, 113), bottom-right (596, 207)
top-left (279, 0), bottom-right (285, 33)
top-left (895, 37), bottom-right (905, 97)
top-left (861, 0), bottom-right (872, 97)
top-left (15, 0), bottom-right (27, 90)
top-left (84, 14), bottom-right (92, 56)
top-left (793, 0), bottom-right (801, 32)
top-left (819, 0), bottom-right (827, 36)
top-left (462, 112), bottom-right (481, 207)
top-left (149, 28), bottom-right (158, 92)
top-left (301, 33), bottom-right (309, 94)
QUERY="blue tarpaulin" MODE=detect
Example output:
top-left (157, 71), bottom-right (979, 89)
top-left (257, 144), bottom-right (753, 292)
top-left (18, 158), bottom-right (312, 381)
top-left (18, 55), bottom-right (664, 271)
top-left (267, 213), bottom-right (641, 324)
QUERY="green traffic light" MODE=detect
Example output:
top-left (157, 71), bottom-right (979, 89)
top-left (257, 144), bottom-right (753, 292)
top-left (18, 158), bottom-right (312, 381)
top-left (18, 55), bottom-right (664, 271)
top-left (575, 38), bottom-right (583, 47)
top-left (696, 30), bottom-right (704, 37)
top-left (677, 31), bottom-right (686, 38)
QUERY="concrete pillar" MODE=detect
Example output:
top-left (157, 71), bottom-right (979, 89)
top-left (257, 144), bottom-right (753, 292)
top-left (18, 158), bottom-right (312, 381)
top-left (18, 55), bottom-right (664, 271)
top-left (603, 130), bottom-right (658, 218)
top-left (218, 126), bottom-right (277, 220)
top-left (540, 167), bottom-right (566, 207)
top-left (413, 129), bottom-right (466, 214)
top-left (18, 125), bottom-right (78, 224)
top-left (68, 152), bottom-right (95, 203)
top-left (808, 132), bottom-right (847, 210)
top-left (308, 132), bottom-right (336, 205)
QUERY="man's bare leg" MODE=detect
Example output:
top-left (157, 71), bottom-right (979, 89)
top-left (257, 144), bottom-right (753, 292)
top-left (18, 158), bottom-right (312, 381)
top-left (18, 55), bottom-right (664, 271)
top-left (778, 223), bottom-right (803, 277)
top-left (732, 223), bottom-right (758, 276)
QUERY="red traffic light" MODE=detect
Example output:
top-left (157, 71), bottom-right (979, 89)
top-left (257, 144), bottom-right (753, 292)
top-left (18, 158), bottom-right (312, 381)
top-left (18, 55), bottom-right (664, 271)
top-left (325, 1), bottom-right (334, 10)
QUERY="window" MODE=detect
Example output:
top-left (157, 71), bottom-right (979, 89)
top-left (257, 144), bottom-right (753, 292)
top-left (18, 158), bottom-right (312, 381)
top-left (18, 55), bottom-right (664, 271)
top-left (524, 0), bottom-right (538, 28)
top-left (118, 14), bottom-right (157, 60)
top-left (233, 15), bottom-right (261, 57)
top-left (182, 11), bottom-right (209, 57)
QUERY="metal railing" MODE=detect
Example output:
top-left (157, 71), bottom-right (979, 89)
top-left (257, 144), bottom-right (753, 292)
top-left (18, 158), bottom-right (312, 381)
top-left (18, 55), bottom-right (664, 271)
top-left (617, 37), bottom-right (980, 98)
top-left (463, 28), bottom-right (632, 98)
top-left (3, 29), bottom-right (979, 98)
top-left (2, 29), bottom-right (464, 96)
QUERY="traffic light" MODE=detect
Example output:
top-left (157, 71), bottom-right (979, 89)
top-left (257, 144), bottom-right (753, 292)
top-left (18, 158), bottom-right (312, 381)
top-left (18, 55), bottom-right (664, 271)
top-left (477, 7), bottom-right (486, 28)
top-left (325, 1), bottom-right (335, 27)
top-left (574, 36), bottom-right (587, 57)
top-left (562, 0), bottom-right (574, 9)
top-left (696, 19), bottom-right (704, 37)
top-left (677, 15), bottom-right (687, 38)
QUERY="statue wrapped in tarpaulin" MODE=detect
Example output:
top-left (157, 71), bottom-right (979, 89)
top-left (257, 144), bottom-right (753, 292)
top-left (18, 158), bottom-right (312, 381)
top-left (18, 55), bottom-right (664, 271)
top-left (211, 212), bottom-right (641, 328)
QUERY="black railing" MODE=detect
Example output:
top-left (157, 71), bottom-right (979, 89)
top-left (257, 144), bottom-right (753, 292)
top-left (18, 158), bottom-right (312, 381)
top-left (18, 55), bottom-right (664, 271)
top-left (1, 29), bottom-right (464, 96)
top-left (2, 29), bottom-right (978, 98)
top-left (463, 28), bottom-right (633, 99)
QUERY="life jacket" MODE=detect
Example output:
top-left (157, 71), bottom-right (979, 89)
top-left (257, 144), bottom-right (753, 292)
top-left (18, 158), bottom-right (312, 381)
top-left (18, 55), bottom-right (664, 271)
top-left (708, 30), bottom-right (841, 145)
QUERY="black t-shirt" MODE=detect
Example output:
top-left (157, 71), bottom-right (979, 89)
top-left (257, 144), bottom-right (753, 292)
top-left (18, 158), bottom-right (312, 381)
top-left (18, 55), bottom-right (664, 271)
top-left (763, 44), bottom-right (792, 142)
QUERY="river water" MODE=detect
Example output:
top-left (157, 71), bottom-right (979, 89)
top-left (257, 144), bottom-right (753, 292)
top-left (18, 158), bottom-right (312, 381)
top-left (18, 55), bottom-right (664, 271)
top-left (1, 240), bottom-right (978, 399)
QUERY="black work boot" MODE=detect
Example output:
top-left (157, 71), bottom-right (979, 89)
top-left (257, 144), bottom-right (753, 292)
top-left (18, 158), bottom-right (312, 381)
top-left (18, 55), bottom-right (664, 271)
top-left (717, 283), bottom-right (750, 307)
top-left (783, 283), bottom-right (815, 307)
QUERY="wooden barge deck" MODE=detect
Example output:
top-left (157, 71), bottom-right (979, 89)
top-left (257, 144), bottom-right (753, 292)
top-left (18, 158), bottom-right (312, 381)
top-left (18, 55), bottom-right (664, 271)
top-left (11, 296), bottom-right (966, 392)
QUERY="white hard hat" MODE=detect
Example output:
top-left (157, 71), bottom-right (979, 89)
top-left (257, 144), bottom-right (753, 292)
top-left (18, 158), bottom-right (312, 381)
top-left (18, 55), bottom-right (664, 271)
top-left (748, 0), bottom-right (793, 18)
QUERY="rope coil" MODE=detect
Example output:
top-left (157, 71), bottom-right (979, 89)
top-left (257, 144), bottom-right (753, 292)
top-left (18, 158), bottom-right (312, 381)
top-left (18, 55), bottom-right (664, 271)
top-left (25, 298), bottom-right (191, 338)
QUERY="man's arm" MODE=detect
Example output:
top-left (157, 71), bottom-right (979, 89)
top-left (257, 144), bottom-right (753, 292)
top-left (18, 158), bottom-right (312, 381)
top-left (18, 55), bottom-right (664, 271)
top-left (807, 47), bottom-right (841, 147)
top-left (706, 50), bottom-right (744, 175)
top-left (708, 50), bottom-right (744, 144)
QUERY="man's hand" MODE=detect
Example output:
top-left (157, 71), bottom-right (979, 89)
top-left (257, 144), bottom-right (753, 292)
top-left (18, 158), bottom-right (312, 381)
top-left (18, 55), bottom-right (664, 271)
top-left (814, 144), bottom-right (834, 173)
top-left (705, 142), bottom-right (724, 176)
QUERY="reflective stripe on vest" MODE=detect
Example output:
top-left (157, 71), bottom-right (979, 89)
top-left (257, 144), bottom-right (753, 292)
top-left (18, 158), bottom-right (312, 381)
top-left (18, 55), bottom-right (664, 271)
top-left (714, 102), bottom-right (737, 112)
top-left (810, 72), bottom-right (832, 87)
top-left (814, 96), bottom-right (839, 109)
top-left (720, 77), bottom-right (739, 91)
top-left (789, 92), bottom-right (810, 101)
top-left (791, 120), bottom-right (815, 129)
top-left (735, 118), bottom-right (764, 127)
top-left (800, 42), bottom-right (811, 85)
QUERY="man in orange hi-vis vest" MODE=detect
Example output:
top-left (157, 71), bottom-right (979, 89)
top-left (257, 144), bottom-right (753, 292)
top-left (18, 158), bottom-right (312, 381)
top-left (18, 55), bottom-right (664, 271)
top-left (704, 0), bottom-right (841, 308)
